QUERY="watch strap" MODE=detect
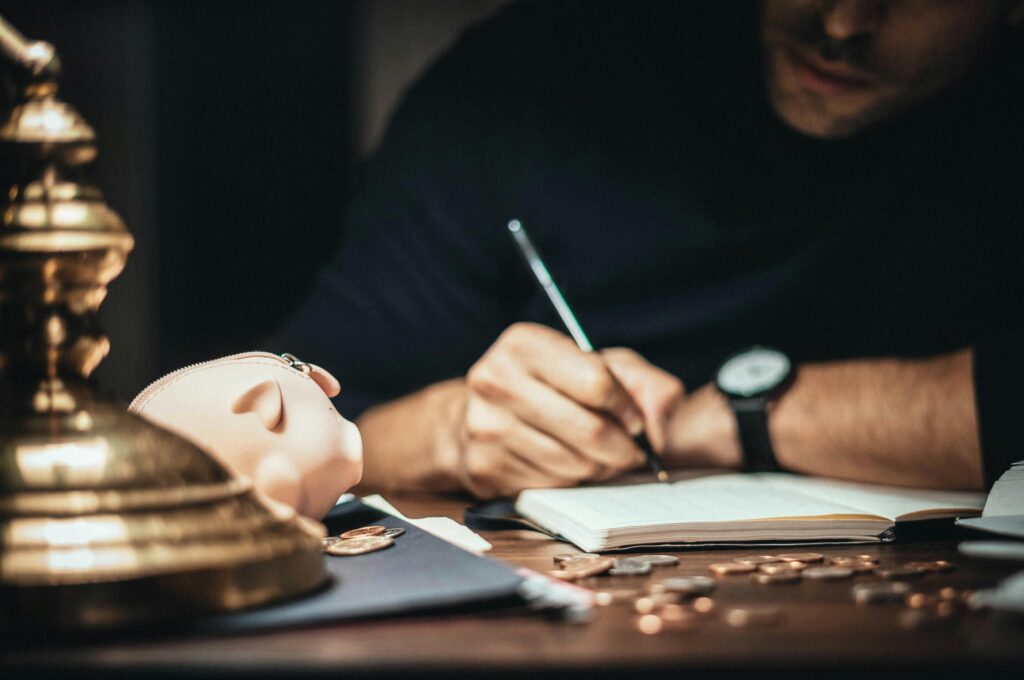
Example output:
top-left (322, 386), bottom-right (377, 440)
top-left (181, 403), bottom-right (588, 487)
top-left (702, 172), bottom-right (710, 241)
top-left (732, 396), bottom-right (779, 472)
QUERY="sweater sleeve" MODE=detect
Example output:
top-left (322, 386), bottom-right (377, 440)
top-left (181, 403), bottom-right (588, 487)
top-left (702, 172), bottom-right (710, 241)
top-left (972, 331), bottom-right (1024, 487)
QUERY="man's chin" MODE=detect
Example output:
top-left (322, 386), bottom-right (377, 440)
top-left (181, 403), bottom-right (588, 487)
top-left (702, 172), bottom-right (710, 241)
top-left (768, 86), bottom-right (881, 139)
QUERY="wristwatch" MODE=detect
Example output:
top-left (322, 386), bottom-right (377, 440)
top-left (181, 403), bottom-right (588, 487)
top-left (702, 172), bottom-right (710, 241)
top-left (715, 346), bottom-right (793, 472)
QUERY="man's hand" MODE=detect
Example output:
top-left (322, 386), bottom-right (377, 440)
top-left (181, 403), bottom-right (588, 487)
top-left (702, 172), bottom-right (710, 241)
top-left (455, 323), bottom-right (639, 496)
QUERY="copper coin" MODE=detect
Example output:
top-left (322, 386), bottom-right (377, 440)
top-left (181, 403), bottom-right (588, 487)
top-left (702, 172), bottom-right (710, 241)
top-left (692, 596), bottom-right (716, 614)
top-left (830, 558), bottom-right (875, 574)
top-left (549, 556), bottom-right (615, 580)
top-left (732, 555), bottom-right (782, 565)
top-left (905, 592), bottom-right (939, 609)
top-left (854, 554), bottom-right (879, 563)
top-left (760, 562), bottom-right (807, 575)
top-left (905, 560), bottom-right (955, 573)
top-left (634, 593), bottom-right (679, 614)
top-left (776, 552), bottom-right (825, 563)
top-left (802, 566), bottom-right (854, 581)
top-left (325, 535), bottom-right (394, 556)
top-left (593, 589), bottom-right (642, 606)
top-left (877, 566), bottom-right (925, 581)
top-left (752, 571), bottom-right (801, 585)
top-left (852, 581), bottom-right (911, 605)
top-left (709, 562), bottom-right (758, 575)
top-left (724, 606), bottom-right (782, 628)
top-left (340, 525), bottom-right (387, 540)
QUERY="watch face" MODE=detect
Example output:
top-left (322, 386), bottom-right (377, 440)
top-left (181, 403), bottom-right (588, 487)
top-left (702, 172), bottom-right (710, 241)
top-left (717, 347), bottom-right (791, 398)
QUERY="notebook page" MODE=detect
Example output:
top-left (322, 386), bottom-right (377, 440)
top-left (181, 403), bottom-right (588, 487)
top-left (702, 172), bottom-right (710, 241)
top-left (517, 474), bottom-right (878, 531)
top-left (759, 474), bottom-right (985, 521)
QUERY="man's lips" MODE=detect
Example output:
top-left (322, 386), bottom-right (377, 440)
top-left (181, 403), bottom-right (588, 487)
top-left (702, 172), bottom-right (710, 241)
top-left (786, 46), bottom-right (874, 96)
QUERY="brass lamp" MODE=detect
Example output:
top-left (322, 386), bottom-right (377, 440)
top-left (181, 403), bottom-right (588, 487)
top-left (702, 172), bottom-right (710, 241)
top-left (0, 15), bottom-right (328, 629)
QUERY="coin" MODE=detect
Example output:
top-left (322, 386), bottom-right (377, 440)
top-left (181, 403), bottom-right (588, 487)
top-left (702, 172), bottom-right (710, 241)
top-left (854, 554), bottom-right (879, 563)
top-left (851, 581), bottom-right (911, 604)
top-left (549, 556), bottom-right (615, 580)
top-left (692, 596), bottom-right (716, 614)
top-left (732, 555), bottom-right (782, 565)
top-left (709, 562), bottom-right (758, 575)
top-left (637, 613), bottom-right (663, 635)
top-left (905, 560), bottom-right (954, 573)
top-left (829, 558), bottom-right (875, 574)
top-left (724, 606), bottom-right (782, 628)
top-left (899, 609), bottom-right (957, 630)
top-left (382, 527), bottom-right (406, 539)
top-left (553, 553), bottom-right (601, 564)
top-left (633, 554), bottom-right (680, 567)
top-left (938, 586), bottom-right (959, 601)
top-left (635, 594), bottom-right (679, 614)
top-left (321, 536), bottom-right (342, 550)
top-left (776, 552), bottom-right (824, 563)
top-left (340, 525), bottom-right (387, 540)
top-left (760, 562), bottom-right (807, 575)
top-left (752, 571), bottom-right (801, 585)
top-left (648, 576), bottom-right (717, 596)
top-left (802, 566), bottom-right (854, 581)
top-left (610, 557), bottom-right (653, 576)
top-left (593, 589), bottom-right (642, 606)
top-left (877, 566), bottom-right (925, 581)
top-left (325, 535), bottom-right (394, 556)
top-left (905, 592), bottom-right (939, 609)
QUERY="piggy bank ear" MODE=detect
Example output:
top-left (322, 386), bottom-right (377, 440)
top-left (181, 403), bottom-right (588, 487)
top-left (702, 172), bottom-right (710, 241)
top-left (308, 363), bottom-right (341, 398)
top-left (231, 378), bottom-right (284, 431)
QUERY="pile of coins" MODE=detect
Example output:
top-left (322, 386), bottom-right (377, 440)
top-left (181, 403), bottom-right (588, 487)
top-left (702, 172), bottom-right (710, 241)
top-left (548, 549), bottom-right (968, 634)
top-left (321, 525), bottom-right (406, 556)
top-left (548, 553), bottom-right (678, 581)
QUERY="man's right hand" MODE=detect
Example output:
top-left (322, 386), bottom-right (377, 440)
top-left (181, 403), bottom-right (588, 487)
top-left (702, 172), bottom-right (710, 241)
top-left (452, 322), bottom-right (674, 497)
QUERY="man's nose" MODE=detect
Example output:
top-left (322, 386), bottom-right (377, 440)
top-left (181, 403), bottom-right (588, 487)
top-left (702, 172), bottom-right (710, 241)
top-left (821, 0), bottom-right (884, 40)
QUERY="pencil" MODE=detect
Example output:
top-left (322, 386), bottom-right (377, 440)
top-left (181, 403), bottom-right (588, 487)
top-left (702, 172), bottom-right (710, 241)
top-left (507, 219), bottom-right (669, 483)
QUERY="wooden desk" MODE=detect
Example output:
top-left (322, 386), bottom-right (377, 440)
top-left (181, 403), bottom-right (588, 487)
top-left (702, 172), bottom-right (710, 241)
top-left (4, 492), bottom-right (1023, 679)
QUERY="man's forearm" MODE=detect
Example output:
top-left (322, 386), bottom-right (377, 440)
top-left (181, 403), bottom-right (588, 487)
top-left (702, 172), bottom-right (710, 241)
top-left (668, 349), bottom-right (984, 490)
top-left (354, 379), bottom-right (467, 493)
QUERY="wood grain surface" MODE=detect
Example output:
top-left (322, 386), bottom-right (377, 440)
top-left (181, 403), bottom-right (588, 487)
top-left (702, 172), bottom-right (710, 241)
top-left (3, 491), bottom-right (1023, 679)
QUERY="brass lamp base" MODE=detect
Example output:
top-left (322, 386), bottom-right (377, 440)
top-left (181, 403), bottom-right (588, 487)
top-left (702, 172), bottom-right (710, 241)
top-left (0, 15), bottom-right (329, 630)
top-left (0, 396), bottom-right (329, 631)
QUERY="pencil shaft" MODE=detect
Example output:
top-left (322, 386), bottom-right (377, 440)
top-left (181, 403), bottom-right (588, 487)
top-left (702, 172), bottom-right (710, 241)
top-left (507, 219), bottom-right (668, 482)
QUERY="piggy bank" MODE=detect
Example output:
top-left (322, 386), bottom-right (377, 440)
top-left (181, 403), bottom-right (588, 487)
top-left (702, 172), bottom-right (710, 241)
top-left (129, 351), bottom-right (362, 519)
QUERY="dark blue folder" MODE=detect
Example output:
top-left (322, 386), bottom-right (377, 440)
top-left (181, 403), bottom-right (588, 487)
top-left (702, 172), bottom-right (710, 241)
top-left (194, 500), bottom-right (525, 633)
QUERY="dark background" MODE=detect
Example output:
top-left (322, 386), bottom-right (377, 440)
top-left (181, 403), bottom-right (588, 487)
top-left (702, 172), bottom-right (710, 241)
top-left (1, 0), bottom-right (356, 395)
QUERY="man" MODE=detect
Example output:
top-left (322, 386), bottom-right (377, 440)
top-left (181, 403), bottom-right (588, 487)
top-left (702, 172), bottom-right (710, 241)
top-left (275, 0), bottom-right (1024, 499)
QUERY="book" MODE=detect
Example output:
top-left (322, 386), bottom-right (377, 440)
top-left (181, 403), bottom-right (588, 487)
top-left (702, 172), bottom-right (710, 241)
top-left (515, 473), bottom-right (986, 552)
top-left (956, 459), bottom-right (1024, 540)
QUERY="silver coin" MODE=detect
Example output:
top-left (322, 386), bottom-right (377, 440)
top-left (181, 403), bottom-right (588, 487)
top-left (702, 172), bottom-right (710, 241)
top-left (321, 536), bottom-right (342, 551)
top-left (802, 566), bottom-right (854, 581)
top-left (382, 527), bottom-right (406, 539)
top-left (610, 557), bottom-right (653, 576)
top-left (633, 554), bottom-right (680, 567)
top-left (852, 581), bottom-right (911, 605)
top-left (648, 576), bottom-right (717, 596)
top-left (553, 553), bottom-right (601, 564)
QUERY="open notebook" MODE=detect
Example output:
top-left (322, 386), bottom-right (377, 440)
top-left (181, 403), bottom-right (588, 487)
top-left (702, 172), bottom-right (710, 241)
top-left (515, 473), bottom-right (985, 552)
